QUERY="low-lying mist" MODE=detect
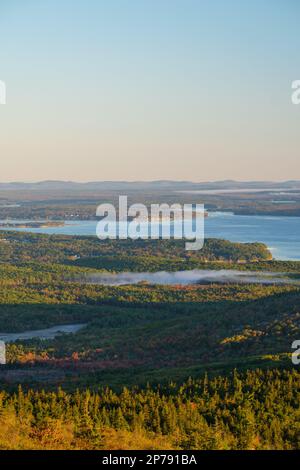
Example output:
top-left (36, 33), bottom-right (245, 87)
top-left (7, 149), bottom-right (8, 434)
top-left (81, 270), bottom-right (300, 286)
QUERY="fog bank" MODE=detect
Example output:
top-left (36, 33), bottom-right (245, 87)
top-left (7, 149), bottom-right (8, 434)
top-left (83, 270), bottom-right (299, 286)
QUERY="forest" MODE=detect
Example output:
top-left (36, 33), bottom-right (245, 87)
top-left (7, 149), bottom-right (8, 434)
top-left (0, 231), bottom-right (299, 449)
top-left (0, 231), bottom-right (272, 265)
top-left (0, 369), bottom-right (299, 450)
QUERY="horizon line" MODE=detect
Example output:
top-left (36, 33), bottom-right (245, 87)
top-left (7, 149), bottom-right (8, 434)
top-left (1, 179), bottom-right (300, 185)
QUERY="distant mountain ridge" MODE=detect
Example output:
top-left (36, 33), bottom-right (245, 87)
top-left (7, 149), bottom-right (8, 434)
top-left (0, 180), bottom-right (300, 191)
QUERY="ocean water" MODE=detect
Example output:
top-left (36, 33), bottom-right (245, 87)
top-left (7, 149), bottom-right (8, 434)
top-left (0, 212), bottom-right (300, 261)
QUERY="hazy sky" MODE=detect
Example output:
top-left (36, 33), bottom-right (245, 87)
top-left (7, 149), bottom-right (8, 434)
top-left (0, 0), bottom-right (299, 182)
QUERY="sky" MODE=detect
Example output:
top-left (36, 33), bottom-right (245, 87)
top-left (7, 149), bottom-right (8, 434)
top-left (0, 0), bottom-right (299, 182)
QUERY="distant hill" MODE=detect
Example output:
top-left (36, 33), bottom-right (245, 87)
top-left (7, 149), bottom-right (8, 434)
top-left (0, 180), bottom-right (300, 191)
